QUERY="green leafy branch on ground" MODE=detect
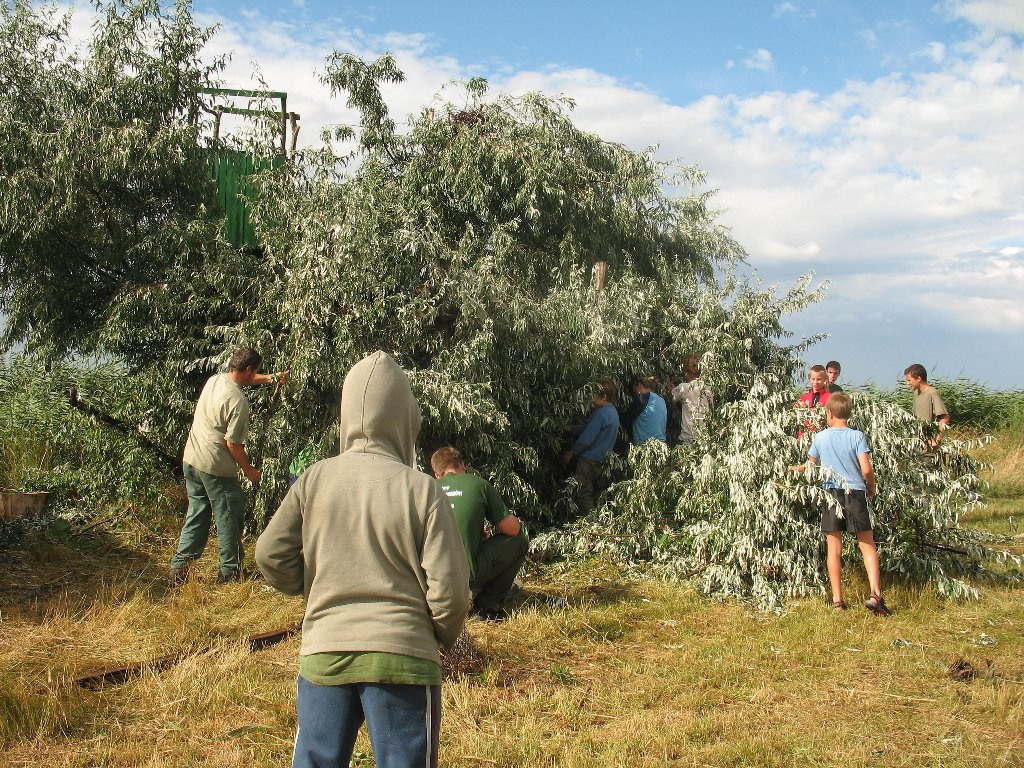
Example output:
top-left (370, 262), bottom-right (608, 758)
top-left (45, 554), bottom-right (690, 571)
top-left (536, 384), bottom-right (1021, 610)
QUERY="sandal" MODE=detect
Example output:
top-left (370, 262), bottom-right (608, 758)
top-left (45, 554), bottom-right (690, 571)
top-left (832, 600), bottom-right (848, 612)
top-left (864, 594), bottom-right (891, 617)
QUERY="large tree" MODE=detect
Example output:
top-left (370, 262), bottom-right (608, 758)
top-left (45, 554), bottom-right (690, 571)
top-left (1, 4), bottom-right (1007, 608)
top-left (183, 54), bottom-right (809, 523)
top-left (0, 0), bottom-right (225, 358)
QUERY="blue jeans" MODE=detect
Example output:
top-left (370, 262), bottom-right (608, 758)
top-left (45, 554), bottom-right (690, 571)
top-left (170, 462), bottom-right (245, 578)
top-left (293, 675), bottom-right (440, 768)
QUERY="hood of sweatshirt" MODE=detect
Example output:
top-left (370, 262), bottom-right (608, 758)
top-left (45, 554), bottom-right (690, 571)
top-left (339, 351), bottom-right (420, 467)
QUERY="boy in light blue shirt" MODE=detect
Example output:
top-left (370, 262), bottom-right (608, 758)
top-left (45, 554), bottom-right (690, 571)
top-left (793, 392), bottom-right (891, 616)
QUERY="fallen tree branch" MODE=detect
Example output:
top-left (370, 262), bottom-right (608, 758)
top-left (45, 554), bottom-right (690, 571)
top-left (918, 540), bottom-right (971, 557)
top-left (68, 388), bottom-right (183, 477)
top-left (73, 624), bottom-right (301, 689)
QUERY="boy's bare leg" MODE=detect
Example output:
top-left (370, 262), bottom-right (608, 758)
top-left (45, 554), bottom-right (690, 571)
top-left (826, 531), bottom-right (845, 604)
top-left (856, 530), bottom-right (883, 597)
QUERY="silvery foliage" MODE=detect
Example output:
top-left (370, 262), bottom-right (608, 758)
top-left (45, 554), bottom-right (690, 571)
top-left (535, 383), bottom-right (1018, 610)
top-left (2, 2), bottom-right (1005, 607)
top-left (200, 54), bottom-right (807, 528)
top-left (0, 0), bottom-right (225, 358)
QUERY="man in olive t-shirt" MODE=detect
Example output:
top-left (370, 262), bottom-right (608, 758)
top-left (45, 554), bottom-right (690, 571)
top-left (904, 363), bottom-right (950, 445)
top-left (170, 348), bottom-right (288, 585)
top-left (431, 446), bottom-right (528, 621)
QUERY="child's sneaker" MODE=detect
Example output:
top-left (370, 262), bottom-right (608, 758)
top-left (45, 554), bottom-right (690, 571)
top-left (864, 594), bottom-right (891, 616)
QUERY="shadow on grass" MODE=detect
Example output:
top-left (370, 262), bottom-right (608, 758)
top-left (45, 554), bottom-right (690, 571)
top-left (516, 560), bottom-right (643, 612)
top-left (0, 514), bottom-right (171, 621)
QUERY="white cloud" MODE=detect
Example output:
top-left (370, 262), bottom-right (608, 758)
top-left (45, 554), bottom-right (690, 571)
top-left (920, 294), bottom-right (1024, 329)
top-left (773, 2), bottom-right (816, 19)
top-left (941, 0), bottom-right (1024, 37)
top-left (859, 29), bottom-right (879, 49)
top-left (921, 41), bottom-right (947, 63)
top-left (742, 49), bottom-right (775, 71)
top-left (762, 241), bottom-right (822, 260)
top-left (47, 1), bottom-right (1024, 385)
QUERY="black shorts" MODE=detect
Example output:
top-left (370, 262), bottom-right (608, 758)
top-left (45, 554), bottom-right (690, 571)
top-left (820, 488), bottom-right (872, 533)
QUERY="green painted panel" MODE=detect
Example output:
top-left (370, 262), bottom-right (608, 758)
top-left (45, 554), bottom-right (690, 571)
top-left (209, 149), bottom-right (283, 249)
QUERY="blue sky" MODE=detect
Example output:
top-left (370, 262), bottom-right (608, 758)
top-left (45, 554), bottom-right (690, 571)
top-left (176, 1), bottom-right (1024, 388)
top-left (245, 0), bottom-right (967, 101)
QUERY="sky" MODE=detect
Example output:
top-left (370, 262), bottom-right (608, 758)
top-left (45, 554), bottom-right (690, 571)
top-left (137, 1), bottom-right (1024, 387)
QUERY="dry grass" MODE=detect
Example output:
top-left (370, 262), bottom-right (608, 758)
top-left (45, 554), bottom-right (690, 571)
top-left (974, 427), bottom-right (1024, 499)
top-left (1, 440), bottom-right (1022, 768)
top-left (444, 571), bottom-right (1023, 768)
top-left (0, 552), bottom-right (303, 767)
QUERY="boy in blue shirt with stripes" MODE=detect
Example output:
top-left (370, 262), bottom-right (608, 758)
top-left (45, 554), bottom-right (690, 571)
top-left (793, 392), bottom-right (891, 616)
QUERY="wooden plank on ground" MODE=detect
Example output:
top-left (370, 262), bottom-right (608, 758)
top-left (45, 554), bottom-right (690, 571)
top-left (73, 624), bottom-right (301, 689)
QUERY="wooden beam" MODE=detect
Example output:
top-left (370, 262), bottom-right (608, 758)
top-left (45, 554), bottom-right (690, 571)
top-left (199, 87), bottom-right (288, 99)
top-left (73, 624), bottom-right (301, 689)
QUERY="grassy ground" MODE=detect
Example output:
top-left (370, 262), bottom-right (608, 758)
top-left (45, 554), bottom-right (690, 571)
top-left (1, 435), bottom-right (1021, 767)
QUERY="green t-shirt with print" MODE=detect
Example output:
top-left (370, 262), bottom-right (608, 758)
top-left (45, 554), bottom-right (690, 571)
top-left (437, 472), bottom-right (509, 581)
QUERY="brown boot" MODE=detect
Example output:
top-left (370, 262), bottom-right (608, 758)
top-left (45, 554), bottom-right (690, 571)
top-left (168, 566), bottom-right (189, 587)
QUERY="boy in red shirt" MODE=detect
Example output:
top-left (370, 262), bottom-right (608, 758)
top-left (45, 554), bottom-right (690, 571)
top-left (799, 365), bottom-right (832, 409)
top-left (797, 364), bottom-right (832, 438)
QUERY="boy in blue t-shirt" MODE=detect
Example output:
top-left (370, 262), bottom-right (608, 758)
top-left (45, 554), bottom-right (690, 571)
top-left (792, 392), bottom-right (891, 616)
top-left (564, 380), bottom-right (620, 514)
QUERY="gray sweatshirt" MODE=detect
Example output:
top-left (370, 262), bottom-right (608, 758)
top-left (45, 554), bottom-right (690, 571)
top-left (255, 351), bottom-right (470, 662)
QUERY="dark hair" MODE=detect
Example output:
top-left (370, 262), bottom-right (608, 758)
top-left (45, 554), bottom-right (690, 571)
top-left (825, 360), bottom-right (841, 372)
top-left (596, 379), bottom-right (618, 402)
top-left (826, 392), bottom-right (852, 419)
top-left (229, 348), bottom-right (262, 373)
top-left (904, 363), bottom-right (927, 381)
top-left (682, 353), bottom-right (700, 380)
top-left (430, 446), bottom-right (463, 476)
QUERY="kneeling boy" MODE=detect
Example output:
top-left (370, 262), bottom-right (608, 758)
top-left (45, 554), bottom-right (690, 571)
top-left (794, 392), bottom-right (891, 616)
top-left (431, 446), bottom-right (528, 622)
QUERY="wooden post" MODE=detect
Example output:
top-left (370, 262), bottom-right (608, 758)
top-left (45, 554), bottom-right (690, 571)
top-left (0, 492), bottom-right (49, 521)
top-left (289, 113), bottom-right (301, 157)
top-left (72, 624), bottom-right (301, 689)
top-left (280, 96), bottom-right (288, 155)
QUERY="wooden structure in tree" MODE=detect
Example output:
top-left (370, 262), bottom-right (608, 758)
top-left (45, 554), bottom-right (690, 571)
top-left (198, 87), bottom-right (300, 250)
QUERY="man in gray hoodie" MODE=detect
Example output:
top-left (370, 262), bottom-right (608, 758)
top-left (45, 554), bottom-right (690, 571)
top-left (255, 351), bottom-right (470, 768)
